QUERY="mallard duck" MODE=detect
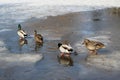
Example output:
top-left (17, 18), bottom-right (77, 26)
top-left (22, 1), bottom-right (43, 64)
top-left (34, 30), bottom-right (43, 45)
top-left (82, 39), bottom-right (105, 55)
top-left (17, 24), bottom-right (27, 39)
top-left (58, 43), bottom-right (73, 54)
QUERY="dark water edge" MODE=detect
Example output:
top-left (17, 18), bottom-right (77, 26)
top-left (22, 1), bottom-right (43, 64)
top-left (0, 8), bottom-right (120, 80)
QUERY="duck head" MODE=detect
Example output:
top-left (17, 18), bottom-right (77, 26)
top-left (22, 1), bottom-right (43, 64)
top-left (18, 24), bottom-right (22, 30)
top-left (34, 30), bottom-right (37, 34)
top-left (58, 43), bottom-right (62, 48)
top-left (82, 39), bottom-right (90, 45)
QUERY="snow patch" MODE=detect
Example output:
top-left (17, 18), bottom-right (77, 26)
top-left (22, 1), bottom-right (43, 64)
top-left (0, 53), bottom-right (43, 68)
top-left (0, 4), bottom-right (106, 24)
top-left (0, 40), bottom-right (7, 52)
top-left (0, 29), bottom-right (12, 33)
top-left (0, 54), bottom-right (43, 62)
top-left (0, 0), bottom-right (120, 7)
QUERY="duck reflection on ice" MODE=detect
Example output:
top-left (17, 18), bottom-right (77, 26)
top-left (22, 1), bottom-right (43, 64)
top-left (35, 42), bottom-right (43, 51)
top-left (18, 38), bottom-right (28, 51)
top-left (19, 38), bottom-right (28, 46)
top-left (57, 53), bottom-right (73, 66)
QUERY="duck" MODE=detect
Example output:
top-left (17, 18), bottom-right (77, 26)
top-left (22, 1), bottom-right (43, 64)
top-left (82, 39), bottom-right (105, 55)
top-left (17, 24), bottom-right (27, 39)
top-left (58, 43), bottom-right (73, 54)
top-left (34, 30), bottom-right (43, 45)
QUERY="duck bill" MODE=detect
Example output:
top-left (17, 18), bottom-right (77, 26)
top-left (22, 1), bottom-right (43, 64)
top-left (82, 42), bottom-right (85, 45)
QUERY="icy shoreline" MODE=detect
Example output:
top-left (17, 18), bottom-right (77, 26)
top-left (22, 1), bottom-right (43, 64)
top-left (0, 4), bottom-right (106, 26)
top-left (0, 0), bottom-right (120, 7)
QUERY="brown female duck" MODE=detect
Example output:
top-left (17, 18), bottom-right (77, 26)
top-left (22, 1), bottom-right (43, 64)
top-left (34, 30), bottom-right (43, 45)
top-left (82, 39), bottom-right (105, 55)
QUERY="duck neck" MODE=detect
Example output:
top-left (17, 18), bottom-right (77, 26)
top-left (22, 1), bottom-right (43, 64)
top-left (34, 31), bottom-right (37, 36)
top-left (18, 27), bottom-right (21, 30)
top-left (85, 42), bottom-right (88, 46)
top-left (18, 24), bottom-right (22, 30)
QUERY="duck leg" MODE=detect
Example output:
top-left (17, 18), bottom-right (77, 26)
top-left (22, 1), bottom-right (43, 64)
top-left (89, 50), bottom-right (97, 55)
top-left (69, 57), bottom-right (73, 66)
top-left (89, 50), bottom-right (94, 54)
top-left (93, 50), bottom-right (97, 55)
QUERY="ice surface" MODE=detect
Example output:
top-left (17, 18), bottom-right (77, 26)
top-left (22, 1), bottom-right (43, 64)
top-left (86, 51), bottom-right (120, 70)
top-left (0, 39), bottom-right (43, 68)
top-left (0, 1), bottom-right (120, 79)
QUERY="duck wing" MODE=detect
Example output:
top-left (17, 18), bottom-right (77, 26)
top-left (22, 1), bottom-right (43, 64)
top-left (20, 30), bottom-right (27, 35)
top-left (93, 41), bottom-right (105, 49)
top-left (62, 46), bottom-right (69, 50)
top-left (94, 41), bottom-right (105, 49)
top-left (62, 44), bottom-right (69, 49)
top-left (36, 34), bottom-right (43, 40)
top-left (62, 44), bottom-right (73, 51)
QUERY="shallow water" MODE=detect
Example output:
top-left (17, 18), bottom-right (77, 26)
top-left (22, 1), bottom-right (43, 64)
top-left (0, 3), bottom-right (120, 80)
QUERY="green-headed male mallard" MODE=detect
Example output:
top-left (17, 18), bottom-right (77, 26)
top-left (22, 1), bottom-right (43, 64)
top-left (58, 43), bottom-right (73, 54)
top-left (17, 24), bottom-right (27, 39)
top-left (82, 39), bottom-right (105, 55)
top-left (34, 30), bottom-right (43, 45)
